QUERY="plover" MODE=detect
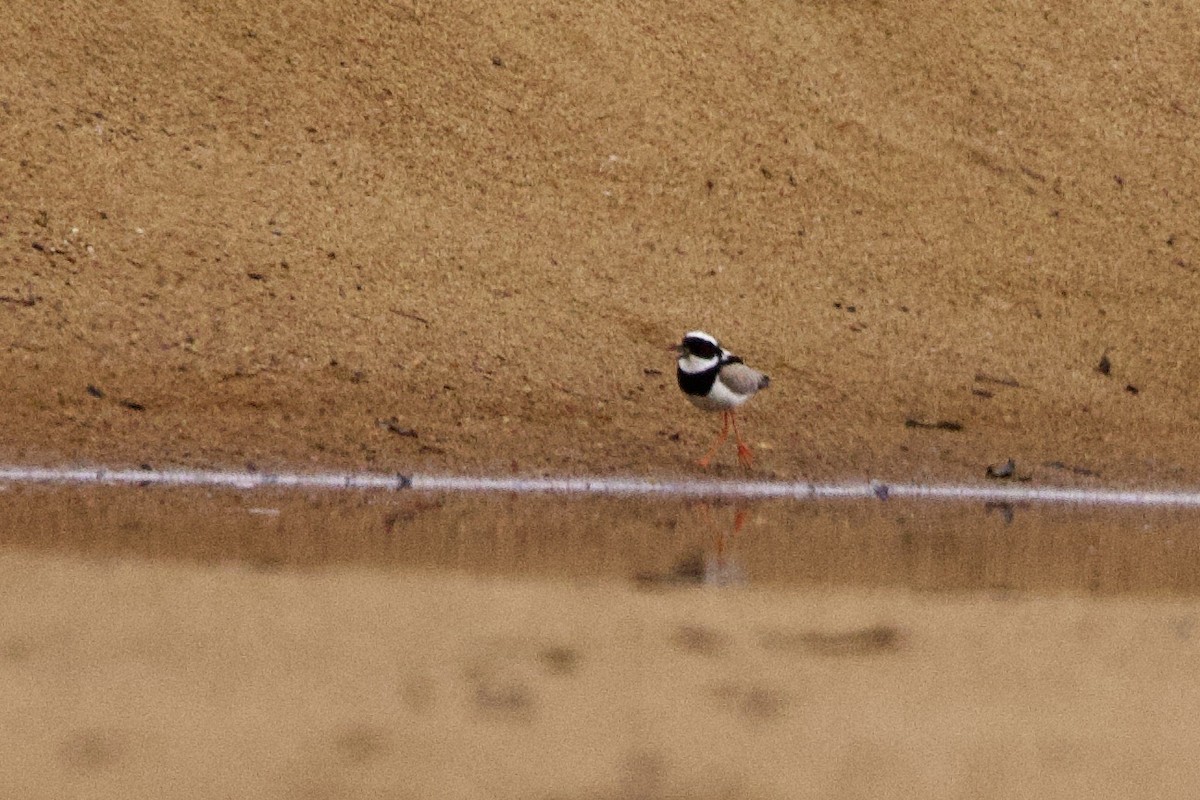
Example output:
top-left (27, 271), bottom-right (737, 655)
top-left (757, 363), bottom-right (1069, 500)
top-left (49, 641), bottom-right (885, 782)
top-left (674, 330), bottom-right (771, 468)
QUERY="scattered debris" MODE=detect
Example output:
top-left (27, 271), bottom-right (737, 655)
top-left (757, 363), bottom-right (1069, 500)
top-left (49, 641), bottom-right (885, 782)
top-left (1097, 352), bottom-right (1112, 375)
top-left (376, 417), bottom-right (418, 437)
top-left (0, 287), bottom-right (39, 306)
top-left (391, 308), bottom-right (430, 326)
top-left (643, 367), bottom-right (663, 376)
top-left (86, 384), bottom-right (105, 399)
top-left (1044, 460), bottom-right (1099, 477)
top-left (327, 359), bottom-right (367, 383)
top-left (904, 418), bottom-right (963, 432)
top-left (1125, 383), bottom-right (1140, 395)
top-left (971, 388), bottom-right (994, 398)
top-left (1019, 164), bottom-right (1047, 183)
top-left (986, 458), bottom-right (1016, 479)
top-left (119, 399), bottom-right (146, 411)
top-left (974, 372), bottom-right (1021, 388)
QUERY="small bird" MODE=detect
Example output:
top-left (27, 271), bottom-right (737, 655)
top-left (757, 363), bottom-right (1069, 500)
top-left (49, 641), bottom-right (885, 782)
top-left (674, 330), bottom-right (771, 468)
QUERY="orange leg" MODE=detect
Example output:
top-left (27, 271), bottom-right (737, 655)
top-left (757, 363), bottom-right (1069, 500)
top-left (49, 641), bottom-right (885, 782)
top-left (697, 411), bottom-right (731, 468)
top-left (718, 506), bottom-right (749, 561)
top-left (730, 413), bottom-right (753, 468)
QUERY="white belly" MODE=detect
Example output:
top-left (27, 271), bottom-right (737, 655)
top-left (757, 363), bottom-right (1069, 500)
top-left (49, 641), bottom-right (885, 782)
top-left (686, 378), bottom-right (748, 411)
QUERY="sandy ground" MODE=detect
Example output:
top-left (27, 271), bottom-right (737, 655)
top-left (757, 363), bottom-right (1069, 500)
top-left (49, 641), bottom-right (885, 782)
top-left (3, 0), bottom-right (1200, 482)
top-left (4, 0), bottom-right (1200, 796)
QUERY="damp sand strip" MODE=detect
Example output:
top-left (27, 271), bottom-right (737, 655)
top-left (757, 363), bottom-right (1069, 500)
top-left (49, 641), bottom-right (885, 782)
top-left (1, 464), bottom-right (1200, 508)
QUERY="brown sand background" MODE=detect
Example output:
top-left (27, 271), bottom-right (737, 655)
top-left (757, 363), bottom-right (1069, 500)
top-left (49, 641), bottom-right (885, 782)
top-left (4, 1), bottom-right (1200, 797)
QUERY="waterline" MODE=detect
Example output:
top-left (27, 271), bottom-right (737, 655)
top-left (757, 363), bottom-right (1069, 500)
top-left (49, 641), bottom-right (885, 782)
top-left (1, 464), bottom-right (1199, 507)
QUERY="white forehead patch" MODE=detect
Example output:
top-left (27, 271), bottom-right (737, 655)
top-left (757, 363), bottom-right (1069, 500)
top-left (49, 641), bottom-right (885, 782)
top-left (684, 330), bottom-right (718, 346)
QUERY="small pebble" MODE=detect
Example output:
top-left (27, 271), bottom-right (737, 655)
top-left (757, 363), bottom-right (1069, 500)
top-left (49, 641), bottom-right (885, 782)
top-left (986, 459), bottom-right (1016, 479)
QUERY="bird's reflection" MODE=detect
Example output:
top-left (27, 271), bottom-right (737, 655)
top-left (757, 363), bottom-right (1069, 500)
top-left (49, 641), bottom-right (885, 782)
top-left (634, 501), bottom-right (750, 588)
top-left (702, 501), bottom-right (748, 586)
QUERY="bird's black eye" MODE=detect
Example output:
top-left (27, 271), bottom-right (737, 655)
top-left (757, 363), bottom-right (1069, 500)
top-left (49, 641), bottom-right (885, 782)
top-left (682, 337), bottom-right (720, 359)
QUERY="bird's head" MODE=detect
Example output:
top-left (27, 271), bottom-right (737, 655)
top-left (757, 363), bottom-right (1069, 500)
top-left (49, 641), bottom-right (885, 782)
top-left (673, 330), bottom-right (722, 372)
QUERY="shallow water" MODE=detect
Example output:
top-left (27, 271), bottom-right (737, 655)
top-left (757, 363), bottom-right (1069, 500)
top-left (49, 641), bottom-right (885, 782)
top-left (1, 485), bottom-right (1198, 595)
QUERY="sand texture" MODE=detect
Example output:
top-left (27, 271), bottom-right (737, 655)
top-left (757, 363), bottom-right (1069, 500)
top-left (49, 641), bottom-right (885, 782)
top-left (2, 0), bottom-right (1199, 481)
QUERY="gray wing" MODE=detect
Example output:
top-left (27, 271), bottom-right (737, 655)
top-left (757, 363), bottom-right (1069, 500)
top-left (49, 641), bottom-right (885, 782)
top-left (717, 362), bottom-right (771, 396)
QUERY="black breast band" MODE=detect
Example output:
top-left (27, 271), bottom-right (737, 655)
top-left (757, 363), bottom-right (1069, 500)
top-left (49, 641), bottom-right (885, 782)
top-left (677, 365), bottom-right (718, 396)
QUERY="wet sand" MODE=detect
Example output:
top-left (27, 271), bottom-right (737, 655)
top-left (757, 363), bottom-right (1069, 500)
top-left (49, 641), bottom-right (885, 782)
top-left (5, 486), bottom-right (1200, 597)
top-left (3, 487), bottom-right (1200, 797)
top-left (4, 517), bottom-right (1200, 800)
